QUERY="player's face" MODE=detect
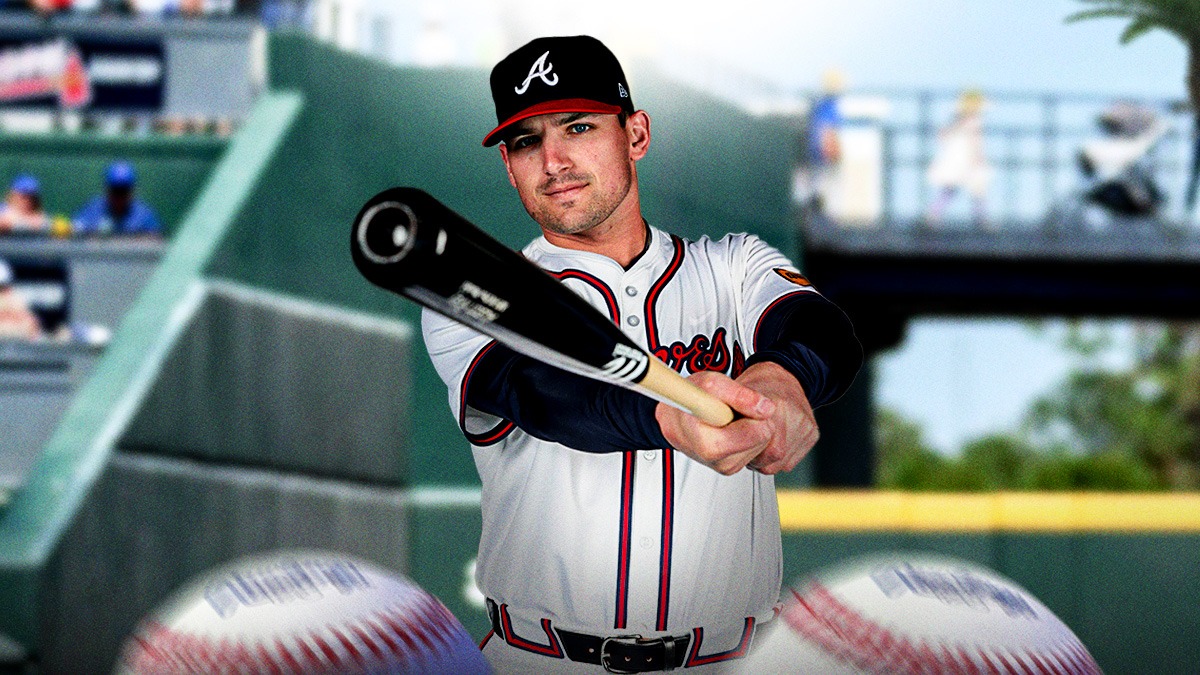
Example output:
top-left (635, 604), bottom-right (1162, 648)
top-left (7, 192), bottom-right (34, 214)
top-left (499, 111), bottom-right (650, 236)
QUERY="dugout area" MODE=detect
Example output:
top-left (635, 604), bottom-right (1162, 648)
top-left (0, 33), bottom-right (1196, 673)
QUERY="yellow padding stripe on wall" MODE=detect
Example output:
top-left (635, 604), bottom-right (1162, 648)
top-left (775, 491), bottom-right (1200, 532)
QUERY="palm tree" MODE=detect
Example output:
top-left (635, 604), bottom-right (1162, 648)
top-left (1067, 0), bottom-right (1200, 211)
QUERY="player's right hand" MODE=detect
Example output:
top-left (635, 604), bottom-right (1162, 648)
top-left (654, 371), bottom-right (777, 475)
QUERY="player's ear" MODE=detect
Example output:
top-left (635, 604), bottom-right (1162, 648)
top-left (627, 111), bottom-right (650, 161)
top-left (498, 143), bottom-right (518, 189)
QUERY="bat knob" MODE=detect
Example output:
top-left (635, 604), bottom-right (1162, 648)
top-left (355, 200), bottom-right (418, 265)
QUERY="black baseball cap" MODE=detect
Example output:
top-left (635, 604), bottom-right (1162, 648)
top-left (483, 35), bottom-right (635, 147)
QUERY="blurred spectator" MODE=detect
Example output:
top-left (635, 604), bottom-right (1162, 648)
top-left (126, 0), bottom-right (169, 13)
top-left (260, 0), bottom-right (309, 29)
top-left (0, 259), bottom-right (42, 340)
top-left (174, 0), bottom-right (204, 16)
top-left (72, 160), bottom-right (162, 237)
top-left (0, 174), bottom-right (50, 235)
top-left (28, 0), bottom-right (71, 16)
top-left (794, 69), bottom-right (845, 213)
top-left (136, 0), bottom-right (232, 16)
top-left (926, 90), bottom-right (992, 227)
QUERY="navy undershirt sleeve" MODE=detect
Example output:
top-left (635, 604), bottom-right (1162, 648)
top-left (462, 293), bottom-right (860, 450)
top-left (465, 344), bottom-right (671, 453)
top-left (744, 292), bottom-right (863, 408)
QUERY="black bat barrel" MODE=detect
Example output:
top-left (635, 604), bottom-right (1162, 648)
top-left (350, 187), bottom-right (650, 385)
top-left (352, 187), bottom-right (478, 290)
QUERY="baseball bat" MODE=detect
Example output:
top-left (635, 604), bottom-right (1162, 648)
top-left (350, 187), bottom-right (734, 427)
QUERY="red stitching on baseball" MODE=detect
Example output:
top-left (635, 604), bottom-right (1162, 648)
top-left (295, 635), bottom-right (325, 669)
top-left (275, 637), bottom-right (304, 673)
top-left (1061, 645), bottom-right (1083, 670)
top-left (398, 609), bottom-right (439, 653)
top-left (329, 625), bottom-right (365, 666)
top-left (433, 599), bottom-right (460, 643)
top-left (421, 601), bottom-right (455, 647)
top-left (1049, 646), bottom-right (1066, 672)
top-left (956, 644), bottom-right (980, 674)
top-left (351, 623), bottom-right (387, 662)
top-left (254, 642), bottom-right (283, 674)
top-left (379, 609), bottom-right (422, 654)
top-left (366, 615), bottom-right (405, 656)
top-left (1027, 648), bottom-right (1053, 674)
top-left (782, 582), bottom-right (1096, 675)
top-left (226, 639), bottom-right (261, 670)
top-left (415, 596), bottom-right (450, 645)
top-left (977, 647), bottom-right (1002, 675)
top-left (310, 632), bottom-right (341, 667)
top-left (993, 649), bottom-right (1022, 675)
top-left (1073, 642), bottom-right (1103, 674)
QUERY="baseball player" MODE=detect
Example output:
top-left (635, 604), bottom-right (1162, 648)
top-left (423, 36), bottom-right (862, 673)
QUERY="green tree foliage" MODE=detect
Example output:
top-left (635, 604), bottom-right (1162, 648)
top-left (877, 322), bottom-right (1200, 491)
top-left (875, 408), bottom-right (951, 489)
top-left (1067, 0), bottom-right (1200, 46)
top-left (1030, 323), bottom-right (1200, 488)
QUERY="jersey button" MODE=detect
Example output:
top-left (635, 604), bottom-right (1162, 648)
top-left (627, 316), bottom-right (640, 327)
top-left (625, 286), bottom-right (638, 297)
top-left (642, 450), bottom-right (657, 461)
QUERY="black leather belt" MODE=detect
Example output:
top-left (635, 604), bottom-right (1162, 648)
top-left (557, 628), bottom-right (690, 673)
top-left (488, 599), bottom-right (690, 673)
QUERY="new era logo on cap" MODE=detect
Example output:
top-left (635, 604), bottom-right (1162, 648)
top-left (483, 35), bottom-right (635, 147)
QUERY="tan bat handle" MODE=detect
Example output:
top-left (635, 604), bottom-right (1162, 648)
top-left (637, 357), bottom-right (735, 427)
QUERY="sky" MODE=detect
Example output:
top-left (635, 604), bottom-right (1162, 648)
top-left (378, 0), bottom-right (1188, 453)
top-left (390, 0), bottom-right (1188, 97)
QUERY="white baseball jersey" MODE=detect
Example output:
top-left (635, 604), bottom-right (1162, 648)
top-left (422, 225), bottom-right (820, 665)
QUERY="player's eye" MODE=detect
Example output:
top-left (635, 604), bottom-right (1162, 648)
top-left (567, 123), bottom-right (592, 134)
top-left (509, 135), bottom-right (539, 150)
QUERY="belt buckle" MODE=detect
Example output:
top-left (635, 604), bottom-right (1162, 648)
top-left (600, 634), bottom-right (648, 674)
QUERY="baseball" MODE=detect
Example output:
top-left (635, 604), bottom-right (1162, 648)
top-left (115, 550), bottom-right (491, 674)
top-left (737, 554), bottom-right (1101, 674)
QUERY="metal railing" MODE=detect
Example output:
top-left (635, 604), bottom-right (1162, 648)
top-left (653, 53), bottom-right (1197, 233)
top-left (867, 89), bottom-right (1194, 229)
top-left (772, 87), bottom-right (1195, 236)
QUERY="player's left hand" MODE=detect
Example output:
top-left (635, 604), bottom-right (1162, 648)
top-left (736, 361), bottom-right (819, 474)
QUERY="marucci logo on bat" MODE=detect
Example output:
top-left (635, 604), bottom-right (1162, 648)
top-left (602, 344), bottom-right (649, 382)
top-left (448, 281), bottom-right (511, 323)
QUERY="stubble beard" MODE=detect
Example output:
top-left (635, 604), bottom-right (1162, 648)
top-left (524, 167), bottom-right (633, 237)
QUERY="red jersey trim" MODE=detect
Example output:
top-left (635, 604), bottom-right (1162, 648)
top-left (499, 604), bottom-right (564, 658)
top-left (656, 450), bottom-right (676, 631)
top-left (547, 268), bottom-right (621, 324)
top-left (643, 234), bottom-right (686, 352)
top-left (614, 452), bottom-right (636, 629)
top-left (459, 341), bottom-right (516, 446)
top-left (752, 290), bottom-right (812, 353)
top-left (685, 617), bottom-right (756, 666)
